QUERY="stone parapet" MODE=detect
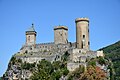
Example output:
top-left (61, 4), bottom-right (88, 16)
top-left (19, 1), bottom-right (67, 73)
top-left (54, 26), bottom-right (68, 30)
top-left (75, 17), bottom-right (89, 23)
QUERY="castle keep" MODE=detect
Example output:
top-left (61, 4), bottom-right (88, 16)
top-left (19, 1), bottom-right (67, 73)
top-left (75, 18), bottom-right (90, 50)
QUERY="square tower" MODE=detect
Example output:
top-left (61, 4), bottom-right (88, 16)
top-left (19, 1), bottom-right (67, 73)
top-left (54, 26), bottom-right (68, 44)
top-left (26, 24), bottom-right (37, 46)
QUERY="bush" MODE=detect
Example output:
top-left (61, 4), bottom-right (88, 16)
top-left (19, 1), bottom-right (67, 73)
top-left (88, 59), bottom-right (96, 66)
top-left (30, 60), bottom-right (69, 80)
top-left (61, 51), bottom-right (70, 61)
top-left (68, 65), bottom-right (85, 80)
top-left (98, 57), bottom-right (106, 65)
top-left (21, 62), bottom-right (35, 70)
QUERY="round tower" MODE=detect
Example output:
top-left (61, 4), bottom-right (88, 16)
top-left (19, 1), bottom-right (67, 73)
top-left (75, 18), bottom-right (90, 50)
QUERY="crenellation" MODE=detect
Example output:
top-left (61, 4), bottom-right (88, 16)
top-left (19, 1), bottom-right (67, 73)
top-left (75, 17), bottom-right (89, 22)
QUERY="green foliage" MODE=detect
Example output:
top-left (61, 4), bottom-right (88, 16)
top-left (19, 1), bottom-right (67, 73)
top-left (10, 56), bottom-right (22, 66)
top-left (52, 61), bottom-right (61, 70)
top-left (99, 40), bottom-right (120, 79)
top-left (11, 56), bottom-right (16, 61)
top-left (97, 56), bottom-right (106, 65)
top-left (37, 60), bottom-right (53, 74)
top-left (0, 77), bottom-right (2, 80)
top-left (88, 57), bottom-right (106, 66)
top-left (68, 65), bottom-right (85, 80)
top-left (88, 58), bottom-right (96, 66)
top-left (43, 49), bottom-right (47, 52)
top-left (30, 60), bottom-right (52, 80)
top-left (30, 60), bottom-right (69, 80)
top-left (51, 71), bottom-right (61, 80)
top-left (10, 56), bottom-right (16, 65)
top-left (18, 58), bottom-right (22, 63)
top-left (108, 62), bottom-right (115, 80)
top-left (61, 51), bottom-right (70, 62)
top-left (62, 68), bottom-right (69, 76)
top-left (21, 62), bottom-right (35, 70)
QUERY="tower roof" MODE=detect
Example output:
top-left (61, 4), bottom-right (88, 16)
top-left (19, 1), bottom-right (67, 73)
top-left (26, 23), bottom-right (36, 32)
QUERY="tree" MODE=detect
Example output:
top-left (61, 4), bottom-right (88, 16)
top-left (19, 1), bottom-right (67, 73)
top-left (30, 60), bottom-right (53, 80)
top-left (79, 65), bottom-right (107, 80)
top-left (10, 56), bottom-right (16, 65)
top-left (21, 62), bottom-right (35, 70)
top-left (88, 58), bottom-right (96, 66)
top-left (30, 60), bottom-right (69, 80)
top-left (52, 61), bottom-right (61, 70)
top-left (98, 56), bottom-right (106, 65)
top-left (61, 51), bottom-right (70, 62)
top-left (68, 65), bottom-right (85, 80)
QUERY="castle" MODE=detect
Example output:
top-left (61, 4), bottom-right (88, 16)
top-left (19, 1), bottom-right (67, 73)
top-left (5, 18), bottom-right (105, 79)
top-left (20, 18), bottom-right (90, 53)
top-left (18, 17), bottom-right (104, 70)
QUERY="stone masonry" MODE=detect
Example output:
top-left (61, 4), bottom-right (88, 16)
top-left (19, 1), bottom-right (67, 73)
top-left (26, 24), bottom-right (37, 47)
top-left (54, 26), bottom-right (68, 44)
top-left (75, 18), bottom-right (90, 50)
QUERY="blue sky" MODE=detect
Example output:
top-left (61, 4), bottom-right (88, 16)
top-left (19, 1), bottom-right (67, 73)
top-left (0, 0), bottom-right (120, 76)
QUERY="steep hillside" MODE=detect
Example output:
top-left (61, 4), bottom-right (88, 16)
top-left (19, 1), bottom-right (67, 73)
top-left (99, 41), bottom-right (120, 80)
top-left (2, 51), bottom-right (109, 80)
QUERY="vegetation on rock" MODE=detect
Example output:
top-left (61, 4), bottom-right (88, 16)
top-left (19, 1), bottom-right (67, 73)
top-left (67, 65), bottom-right (85, 80)
top-left (99, 40), bottom-right (120, 80)
top-left (30, 59), bottom-right (69, 80)
top-left (79, 65), bottom-right (107, 80)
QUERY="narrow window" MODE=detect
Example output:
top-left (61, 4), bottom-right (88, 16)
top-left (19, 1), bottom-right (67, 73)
top-left (82, 35), bottom-right (85, 48)
top-left (28, 36), bottom-right (30, 42)
top-left (79, 50), bottom-right (81, 53)
top-left (59, 32), bottom-right (62, 36)
top-left (88, 41), bottom-right (90, 45)
top-left (83, 35), bottom-right (85, 38)
top-left (65, 33), bottom-right (66, 36)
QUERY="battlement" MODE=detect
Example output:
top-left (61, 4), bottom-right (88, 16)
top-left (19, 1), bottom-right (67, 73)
top-left (37, 42), bottom-right (54, 45)
top-left (54, 26), bottom-right (68, 30)
top-left (75, 17), bottom-right (89, 23)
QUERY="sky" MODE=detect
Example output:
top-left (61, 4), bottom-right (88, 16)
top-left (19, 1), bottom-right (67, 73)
top-left (0, 0), bottom-right (120, 76)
